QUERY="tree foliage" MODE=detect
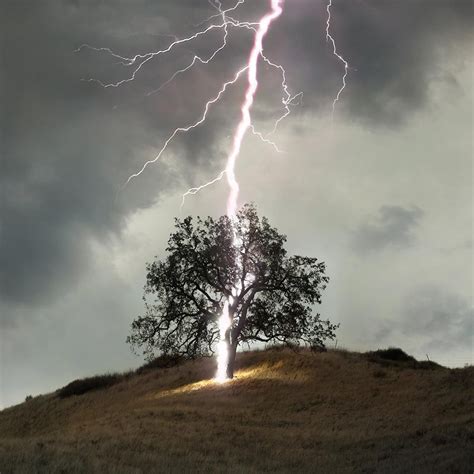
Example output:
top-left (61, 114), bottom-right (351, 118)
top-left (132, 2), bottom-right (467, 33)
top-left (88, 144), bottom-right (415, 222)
top-left (127, 204), bottom-right (338, 376)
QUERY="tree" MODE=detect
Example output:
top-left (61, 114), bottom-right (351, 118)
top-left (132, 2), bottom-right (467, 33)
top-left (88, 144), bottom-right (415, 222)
top-left (127, 204), bottom-right (338, 379)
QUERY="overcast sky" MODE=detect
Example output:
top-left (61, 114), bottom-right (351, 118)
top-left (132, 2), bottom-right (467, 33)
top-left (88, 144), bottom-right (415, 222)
top-left (1, 0), bottom-right (472, 408)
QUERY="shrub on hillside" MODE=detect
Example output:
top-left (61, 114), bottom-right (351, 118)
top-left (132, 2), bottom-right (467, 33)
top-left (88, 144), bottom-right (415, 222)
top-left (57, 373), bottom-right (123, 398)
top-left (370, 347), bottom-right (417, 362)
top-left (366, 347), bottom-right (443, 370)
top-left (417, 360), bottom-right (443, 370)
top-left (136, 354), bottom-right (185, 374)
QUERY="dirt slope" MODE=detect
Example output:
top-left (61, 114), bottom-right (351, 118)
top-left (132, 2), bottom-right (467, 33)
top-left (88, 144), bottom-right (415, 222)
top-left (0, 348), bottom-right (472, 473)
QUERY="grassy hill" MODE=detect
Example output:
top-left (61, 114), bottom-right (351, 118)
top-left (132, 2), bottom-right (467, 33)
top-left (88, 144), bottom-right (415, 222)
top-left (0, 348), bottom-right (472, 473)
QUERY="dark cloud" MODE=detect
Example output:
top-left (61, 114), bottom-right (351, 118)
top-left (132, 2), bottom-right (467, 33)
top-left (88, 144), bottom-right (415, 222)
top-left (267, 0), bottom-right (473, 126)
top-left (376, 286), bottom-right (473, 353)
top-left (351, 205), bottom-right (424, 254)
top-left (0, 0), bottom-right (218, 312)
top-left (0, 0), bottom-right (471, 317)
top-left (403, 287), bottom-right (473, 352)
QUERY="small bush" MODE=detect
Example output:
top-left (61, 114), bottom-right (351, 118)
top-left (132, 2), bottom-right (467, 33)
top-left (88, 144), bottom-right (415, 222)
top-left (267, 344), bottom-right (288, 352)
top-left (366, 347), bottom-right (444, 370)
top-left (417, 360), bottom-right (443, 370)
top-left (310, 344), bottom-right (327, 353)
top-left (25, 395), bottom-right (33, 402)
top-left (136, 354), bottom-right (185, 374)
top-left (266, 342), bottom-right (304, 353)
top-left (370, 348), bottom-right (417, 363)
top-left (57, 373), bottom-right (123, 398)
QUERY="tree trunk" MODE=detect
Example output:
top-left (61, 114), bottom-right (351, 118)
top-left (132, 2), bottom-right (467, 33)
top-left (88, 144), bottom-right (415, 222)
top-left (224, 288), bottom-right (256, 379)
top-left (225, 342), bottom-right (238, 379)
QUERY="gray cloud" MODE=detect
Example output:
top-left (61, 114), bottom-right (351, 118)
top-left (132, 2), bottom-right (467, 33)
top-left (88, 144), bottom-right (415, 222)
top-left (403, 287), bottom-right (473, 352)
top-left (352, 205), bottom-right (424, 254)
top-left (375, 286), bottom-right (473, 354)
top-left (260, 0), bottom-right (473, 126)
top-left (440, 238), bottom-right (473, 256)
top-left (0, 0), bottom-right (471, 317)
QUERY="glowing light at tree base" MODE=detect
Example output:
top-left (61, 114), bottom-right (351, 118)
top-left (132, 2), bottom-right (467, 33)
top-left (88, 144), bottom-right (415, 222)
top-left (215, 301), bottom-right (232, 383)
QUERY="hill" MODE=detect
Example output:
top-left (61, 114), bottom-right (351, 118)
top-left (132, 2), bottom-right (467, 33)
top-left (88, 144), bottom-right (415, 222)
top-left (0, 348), bottom-right (472, 473)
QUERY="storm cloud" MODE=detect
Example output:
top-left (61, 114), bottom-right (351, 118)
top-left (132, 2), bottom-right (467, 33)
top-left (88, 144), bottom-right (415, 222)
top-left (374, 285), bottom-right (473, 354)
top-left (1, 0), bottom-right (471, 311)
top-left (352, 205), bottom-right (424, 254)
top-left (403, 286), bottom-right (473, 352)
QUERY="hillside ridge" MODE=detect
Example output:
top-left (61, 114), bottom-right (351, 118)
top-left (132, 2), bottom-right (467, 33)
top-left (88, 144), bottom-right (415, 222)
top-left (0, 348), bottom-right (472, 473)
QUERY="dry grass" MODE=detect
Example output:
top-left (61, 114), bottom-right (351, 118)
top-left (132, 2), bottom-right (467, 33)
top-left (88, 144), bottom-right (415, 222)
top-left (0, 348), bottom-right (472, 473)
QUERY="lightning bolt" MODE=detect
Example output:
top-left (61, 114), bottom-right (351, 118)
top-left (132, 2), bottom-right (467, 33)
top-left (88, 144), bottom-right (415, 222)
top-left (263, 55), bottom-right (304, 137)
top-left (223, 0), bottom-right (284, 218)
top-left (214, 0), bottom-right (285, 383)
top-left (124, 65), bottom-right (248, 188)
top-left (180, 5), bottom-right (302, 209)
top-left (77, 22), bottom-right (238, 89)
top-left (325, 0), bottom-right (350, 116)
top-left (78, 0), bottom-right (307, 382)
top-left (76, 0), bottom-right (299, 194)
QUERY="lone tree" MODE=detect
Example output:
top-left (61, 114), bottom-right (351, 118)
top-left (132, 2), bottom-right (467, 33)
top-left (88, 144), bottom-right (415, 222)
top-left (127, 204), bottom-right (338, 379)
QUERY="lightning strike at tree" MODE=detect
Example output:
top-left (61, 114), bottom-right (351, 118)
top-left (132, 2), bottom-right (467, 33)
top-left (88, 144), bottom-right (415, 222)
top-left (78, 0), bottom-right (349, 382)
top-left (216, 0), bottom-right (284, 382)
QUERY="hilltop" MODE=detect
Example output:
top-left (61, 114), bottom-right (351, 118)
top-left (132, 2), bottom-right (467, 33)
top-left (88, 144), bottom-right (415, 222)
top-left (0, 348), bottom-right (472, 473)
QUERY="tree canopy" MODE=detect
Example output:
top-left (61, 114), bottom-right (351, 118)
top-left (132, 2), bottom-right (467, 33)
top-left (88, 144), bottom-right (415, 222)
top-left (127, 204), bottom-right (338, 377)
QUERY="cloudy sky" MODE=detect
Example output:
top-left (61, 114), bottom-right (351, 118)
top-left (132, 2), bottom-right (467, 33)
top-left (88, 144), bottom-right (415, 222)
top-left (1, 0), bottom-right (472, 408)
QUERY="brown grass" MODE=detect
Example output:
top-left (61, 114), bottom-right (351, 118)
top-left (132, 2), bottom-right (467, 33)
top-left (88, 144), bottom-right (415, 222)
top-left (0, 348), bottom-right (472, 473)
